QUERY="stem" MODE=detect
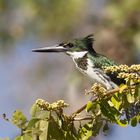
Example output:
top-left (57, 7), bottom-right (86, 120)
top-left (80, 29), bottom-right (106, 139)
top-left (73, 117), bottom-right (92, 121)
top-left (71, 104), bottom-right (87, 118)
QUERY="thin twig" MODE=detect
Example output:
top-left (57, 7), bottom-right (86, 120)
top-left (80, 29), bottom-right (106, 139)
top-left (73, 117), bottom-right (92, 121)
top-left (71, 104), bottom-right (87, 118)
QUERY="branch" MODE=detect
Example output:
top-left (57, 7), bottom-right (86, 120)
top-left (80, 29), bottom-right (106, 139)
top-left (71, 87), bottom-right (120, 118)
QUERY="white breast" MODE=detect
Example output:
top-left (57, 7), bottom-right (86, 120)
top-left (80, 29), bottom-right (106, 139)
top-left (76, 58), bottom-right (117, 90)
top-left (87, 59), bottom-right (118, 89)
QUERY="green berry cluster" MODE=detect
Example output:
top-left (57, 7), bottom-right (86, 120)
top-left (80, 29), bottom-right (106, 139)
top-left (36, 99), bottom-right (69, 111)
top-left (105, 64), bottom-right (140, 83)
top-left (105, 64), bottom-right (140, 73)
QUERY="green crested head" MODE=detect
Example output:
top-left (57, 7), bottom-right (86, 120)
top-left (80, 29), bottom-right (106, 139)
top-left (60, 34), bottom-right (96, 54)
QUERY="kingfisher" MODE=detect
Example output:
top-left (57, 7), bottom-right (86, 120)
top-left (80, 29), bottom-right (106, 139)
top-left (32, 34), bottom-right (124, 90)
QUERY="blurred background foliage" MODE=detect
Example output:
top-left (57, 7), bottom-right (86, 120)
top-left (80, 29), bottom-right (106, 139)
top-left (0, 0), bottom-right (85, 51)
top-left (0, 0), bottom-right (140, 139)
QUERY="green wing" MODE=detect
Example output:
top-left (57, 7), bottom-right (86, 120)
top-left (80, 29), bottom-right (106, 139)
top-left (88, 53), bottom-right (125, 85)
top-left (88, 53), bottom-right (117, 68)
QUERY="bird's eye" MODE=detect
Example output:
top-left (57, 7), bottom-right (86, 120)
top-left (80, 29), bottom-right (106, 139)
top-left (59, 42), bottom-right (74, 48)
top-left (59, 42), bottom-right (65, 46)
top-left (68, 43), bottom-right (74, 48)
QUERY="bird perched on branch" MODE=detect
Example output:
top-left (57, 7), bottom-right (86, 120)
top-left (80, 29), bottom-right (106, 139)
top-left (32, 34), bottom-right (124, 90)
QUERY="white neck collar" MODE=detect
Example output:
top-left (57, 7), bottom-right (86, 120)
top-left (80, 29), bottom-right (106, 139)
top-left (67, 51), bottom-right (88, 59)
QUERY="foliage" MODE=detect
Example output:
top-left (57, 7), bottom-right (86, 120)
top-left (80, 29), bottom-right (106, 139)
top-left (0, 0), bottom-right (85, 50)
top-left (105, 0), bottom-right (140, 46)
top-left (3, 65), bottom-right (140, 140)
top-left (96, 0), bottom-right (140, 64)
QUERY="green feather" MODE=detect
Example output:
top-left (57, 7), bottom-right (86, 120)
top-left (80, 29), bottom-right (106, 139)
top-left (88, 53), bottom-right (117, 68)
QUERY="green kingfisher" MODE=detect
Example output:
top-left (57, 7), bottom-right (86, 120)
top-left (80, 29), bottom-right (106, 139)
top-left (32, 34), bottom-right (124, 90)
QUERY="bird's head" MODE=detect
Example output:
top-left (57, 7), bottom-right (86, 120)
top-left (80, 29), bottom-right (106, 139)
top-left (32, 34), bottom-right (96, 58)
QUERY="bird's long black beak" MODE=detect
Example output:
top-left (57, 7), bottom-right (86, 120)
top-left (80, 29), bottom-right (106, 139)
top-left (32, 45), bottom-right (68, 53)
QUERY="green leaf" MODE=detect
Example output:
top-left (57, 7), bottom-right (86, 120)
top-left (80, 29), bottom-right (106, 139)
top-left (27, 118), bottom-right (40, 128)
top-left (131, 117), bottom-right (137, 127)
top-left (86, 101), bottom-right (94, 112)
top-left (116, 119), bottom-right (128, 127)
top-left (127, 93), bottom-right (135, 103)
top-left (100, 99), bottom-right (120, 122)
top-left (39, 120), bottom-right (49, 140)
top-left (23, 135), bottom-right (32, 140)
top-left (119, 84), bottom-right (127, 93)
top-left (14, 136), bottom-right (22, 140)
top-left (47, 116), bottom-right (64, 140)
top-left (15, 135), bottom-right (32, 140)
top-left (79, 123), bottom-right (93, 140)
top-left (135, 84), bottom-right (140, 99)
top-left (111, 96), bottom-right (121, 110)
top-left (12, 110), bottom-right (27, 129)
top-left (30, 103), bottom-right (38, 117)
top-left (30, 103), bottom-right (50, 119)
top-left (92, 120), bottom-right (103, 136)
top-left (64, 123), bottom-right (77, 139)
top-left (100, 102), bottom-right (115, 121)
top-left (65, 130), bottom-right (77, 140)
